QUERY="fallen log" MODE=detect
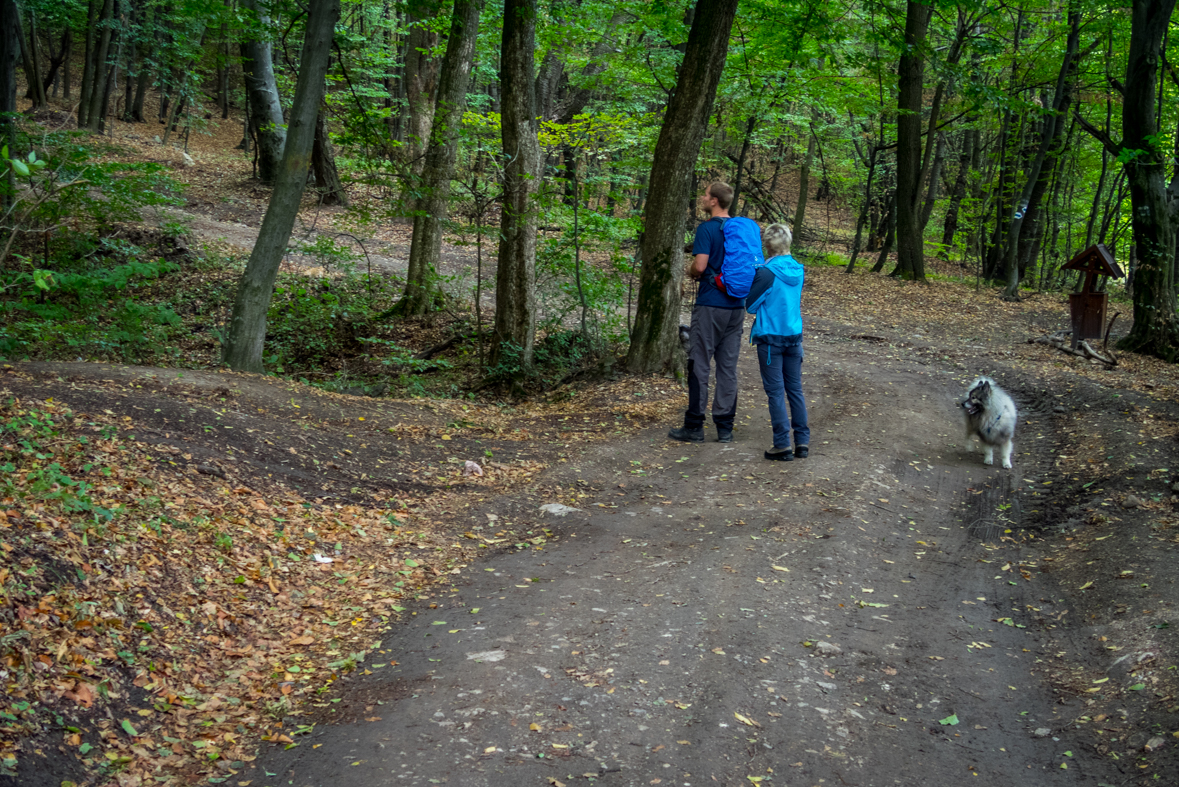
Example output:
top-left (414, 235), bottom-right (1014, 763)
top-left (1028, 331), bottom-right (1117, 367)
top-left (415, 330), bottom-right (481, 360)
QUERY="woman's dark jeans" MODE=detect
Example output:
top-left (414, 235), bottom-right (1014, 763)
top-left (756, 342), bottom-right (809, 450)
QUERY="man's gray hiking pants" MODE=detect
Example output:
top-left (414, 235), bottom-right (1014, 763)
top-left (684, 305), bottom-right (744, 431)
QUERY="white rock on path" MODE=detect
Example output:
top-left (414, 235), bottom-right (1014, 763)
top-left (540, 503), bottom-right (582, 516)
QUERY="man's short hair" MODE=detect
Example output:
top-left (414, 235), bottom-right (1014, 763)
top-left (708, 182), bottom-right (734, 210)
top-left (763, 223), bottom-right (792, 256)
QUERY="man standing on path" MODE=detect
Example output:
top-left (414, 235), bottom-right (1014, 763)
top-left (669, 182), bottom-right (745, 443)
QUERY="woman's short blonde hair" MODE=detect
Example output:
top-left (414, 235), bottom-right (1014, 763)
top-left (763, 223), bottom-right (792, 256)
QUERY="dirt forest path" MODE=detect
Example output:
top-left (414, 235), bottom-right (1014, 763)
top-left (242, 319), bottom-right (1130, 787)
top-left (159, 206), bottom-right (411, 276)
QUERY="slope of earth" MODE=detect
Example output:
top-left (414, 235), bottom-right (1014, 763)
top-left (0, 365), bottom-right (681, 787)
top-left (239, 317), bottom-right (1179, 787)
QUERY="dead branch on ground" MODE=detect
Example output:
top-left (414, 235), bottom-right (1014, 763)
top-left (1028, 330), bottom-right (1117, 367)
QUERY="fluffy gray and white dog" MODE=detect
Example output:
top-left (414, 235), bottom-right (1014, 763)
top-left (960, 376), bottom-right (1017, 468)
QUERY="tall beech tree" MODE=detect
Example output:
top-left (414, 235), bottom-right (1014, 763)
top-left (491, 0), bottom-right (541, 368)
top-left (399, 0), bottom-right (483, 316)
top-left (402, 0), bottom-right (442, 172)
top-left (1077, 0), bottom-right (1179, 361)
top-left (79, 0), bottom-right (116, 131)
top-left (891, 0), bottom-right (931, 282)
top-left (223, 0), bottom-right (341, 373)
top-left (240, 0), bottom-right (287, 183)
top-left (626, 0), bottom-right (740, 374)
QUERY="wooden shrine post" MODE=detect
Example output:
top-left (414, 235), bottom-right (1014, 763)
top-left (1060, 244), bottom-right (1124, 349)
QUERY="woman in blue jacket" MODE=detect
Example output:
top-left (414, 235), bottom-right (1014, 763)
top-left (746, 223), bottom-right (809, 461)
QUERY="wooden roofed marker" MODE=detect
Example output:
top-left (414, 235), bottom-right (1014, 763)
top-left (1060, 244), bottom-right (1124, 349)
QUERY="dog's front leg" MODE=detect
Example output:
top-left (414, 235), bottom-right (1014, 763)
top-left (964, 431), bottom-right (978, 453)
top-left (1000, 440), bottom-right (1013, 469)
top-left (983, 445), bottom-right (994, 465)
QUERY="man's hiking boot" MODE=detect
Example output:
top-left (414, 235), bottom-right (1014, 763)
top-left (764, 447), bottom-right (793, 461)
top-left (794, 445), bottom-right (809, 459)
top-left (716, 429), bottom-right (733, 443)
top-left (668, 426), bottom-right (704, 443)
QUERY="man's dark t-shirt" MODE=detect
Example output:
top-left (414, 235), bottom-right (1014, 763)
top-left (692, 217), bottom-right (745, 309)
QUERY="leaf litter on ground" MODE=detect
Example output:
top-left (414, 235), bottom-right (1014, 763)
top-left (0, 373), bottom-right (683, 785)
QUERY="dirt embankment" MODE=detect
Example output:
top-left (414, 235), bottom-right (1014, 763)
top-left (0, 362), bottom-right (682, 787)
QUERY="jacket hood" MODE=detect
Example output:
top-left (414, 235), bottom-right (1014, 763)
top-left (765, 254), bottom-right (803, 285)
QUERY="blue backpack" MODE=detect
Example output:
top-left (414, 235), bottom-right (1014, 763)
top-left (713, 216), bottom-right (762, 299)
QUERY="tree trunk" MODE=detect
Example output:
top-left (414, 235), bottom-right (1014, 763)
top-left (78, 0), bottom-right (98, 126)
top-left (385, 2), bottom-right (405, 147)
top-left (131, 54), bottom-right (150, 121)
top-left (311, 108), bottom-right (349, 206)
top-left (794, 126), bottom-right (816, 234)
top-left (398, 0), bottom-right (483, 315)
top-left (1001, 10), bottom-right (1080, 300)
top-left (871, 190), bottom-right (896, 273)
top-left (0, 0), bottom-right (18, 211)
top-left (625, 0), bottom-right (739, 374)
top-left (240, 0), bottom-right (287, 183)
top-left (84, 0), bottom-right (116, 132)
top-left (731, 115), bottom-right (756, 216)
top-left (983, 111), bottom-right (1014, 280)
top-left (942, 127), bottom-right (975, 247)
top-left (919, 131), bottom-right (946, 231)
top-left (402, 0), bottom-right (442, 174)
top-left (119, 21), bottom-right (133, 122)
top-left (219, 10), bottom-right (230, 119)
top-left (45, 29), bottom-right (67, 98)
top-left (127, 2), bottom-right (152, 122)
top-left (846, 145), bottom-right (877, 273)
top-left (1020, 118), bottom-right (1074, 278)
top-left (94, 10), bottom-right (123, 134)
top-left (24, 11), bottom-right (48, 108)
top-left (223, 0), bottom-right (341, 373)
top-left (1115, 0), bottom-right (1179, 361)
top-left (491, 0), bottom-right (541, 369)
top-left (14, 13), bottom-right (40, 110)
top-left (534, 49), bottom-right (562, 123)
top-left (892, 0), bottom-right (932, 281)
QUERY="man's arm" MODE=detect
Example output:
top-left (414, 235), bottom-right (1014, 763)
top-left (688, 253), bottom-right (709, 280)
